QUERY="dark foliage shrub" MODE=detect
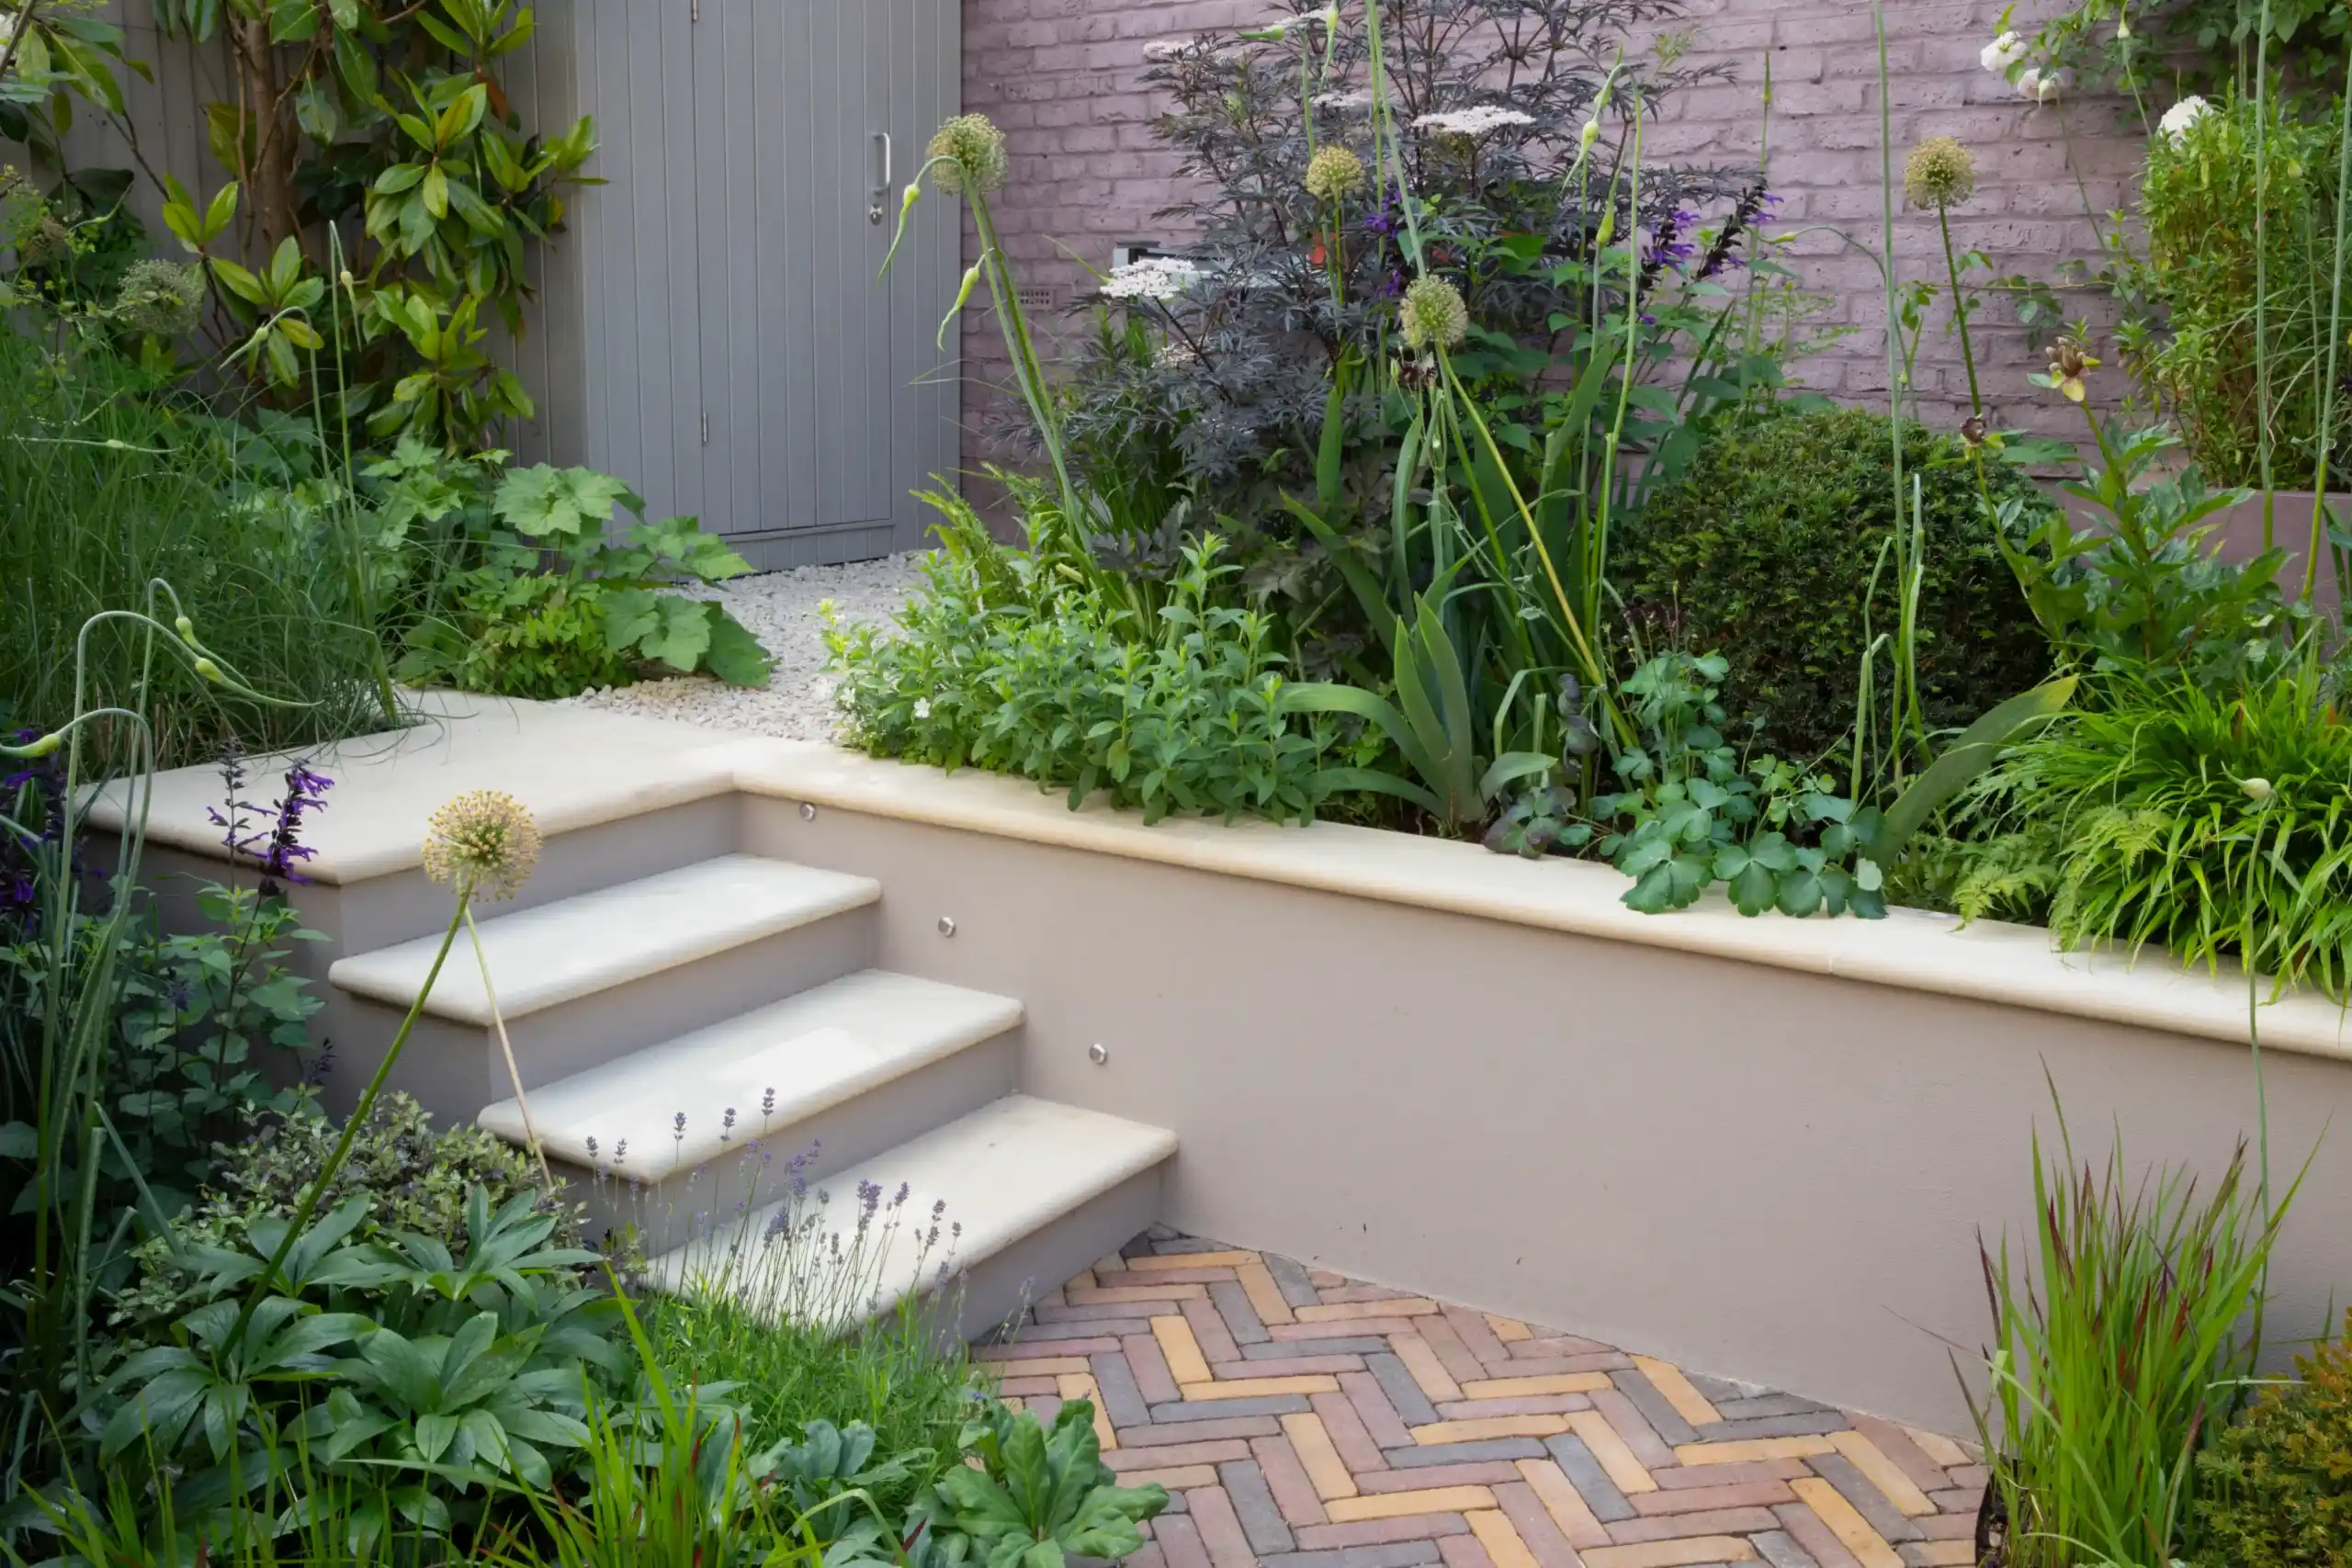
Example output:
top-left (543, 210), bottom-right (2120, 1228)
top-left (1614, 406), bottom-right (2052, 764)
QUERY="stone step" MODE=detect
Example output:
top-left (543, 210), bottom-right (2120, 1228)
top-left (478, 969), bottom-right (1024, 1243)
top-left (322, 854), bottom-right (881, 1121)
top-left (645, 1094), bottom-right (1177, 1341)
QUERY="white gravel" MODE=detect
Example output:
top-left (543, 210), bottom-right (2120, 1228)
top-left (557, 552), bottom-right (925, 739)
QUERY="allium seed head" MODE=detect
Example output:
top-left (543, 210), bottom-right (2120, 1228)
top-left (1305, 144), bottom-right (1366, 203)
top-left (421, 789), bottom-right (541, 901)
top-left (928, 115), bottom-right (1009, 197)
top-left (1903, 137), bottom-right (1977, 209)
top-left (1399, 276), bottom-right (1469, 352)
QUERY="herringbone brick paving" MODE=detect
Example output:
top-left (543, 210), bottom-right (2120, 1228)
top-left (980, 1231), bottom-right (1988, 1568)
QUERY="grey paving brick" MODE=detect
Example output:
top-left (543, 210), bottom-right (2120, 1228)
top-left (1153, 1236), bottom-right (1241, 1255)
top-left (1713, 1394), bottom-right (1839, 1422)
top-left (1544, 1433), bottom-right (1634, 1523)
top-left (1685, 1372), bottom-right (1767, 1404)
top-left (1364, 1353), bottom-right (1439, 1427)
top-left (1148, 1395), bottom-right (1317, 1422)
top-left (1380, 1438), bottom-right (1548, 1467)
top-left (1807, 1452), bottom-right (1921, 1542)
top-left (1091, 1348), bottom-right (1154, 1429)
top-left (1694, 1412), bottom-right (1851, 1440)
top-left (1613, 1369), bottom-right (1700, 1446)
top-left (1219, 1459), bottom-right (1296, 1554)
top-left (1261, 1253), bottom-right (1324, 1310)
top-left (1211, 1280), bottom-right (1272, 1345)
top-left (1750, 1530), bottom-right (1820, 1568)
top-left (1247, 1337), bottom-right (1390, 1359)
top-left (1257, 1544), bottom-right (1442, 1568)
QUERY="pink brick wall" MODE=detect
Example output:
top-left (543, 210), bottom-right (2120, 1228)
top-left (956, 0), bottom-right (2145, 475)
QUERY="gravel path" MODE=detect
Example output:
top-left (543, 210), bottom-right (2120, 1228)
top-left (557, 552), bottom-right (924, 739)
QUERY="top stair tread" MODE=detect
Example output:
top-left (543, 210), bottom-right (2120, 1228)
top-left (646, 1094), bottom-right (1178, 1323)
top-left (476, 969), bottom-right (1022, 1172)
top-left (327, 854), bottom-right (878, 1025)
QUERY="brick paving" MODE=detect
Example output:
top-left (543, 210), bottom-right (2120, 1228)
top-left (979, 1232), bottom-right (1987, 1568)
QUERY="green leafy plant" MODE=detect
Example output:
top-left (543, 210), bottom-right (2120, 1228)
top-left (1584, 652), bottom-right (1889, 918)
top-left (1947, 661), bottom-right (2352, 998)
top-left (1971, 1101), bottom-right (2290, 1568)
top-left (396, 461), bottom-right (773, 699)
top-left (829, 496), bottom-right (1331, 826)
top-left (109, 1090), bottom-right (579, 1343)
top-left (920, 1398), bottom-right (1168, 1568)
top-left (101, 1187), bottom-right (626, 1546)
top-left (2190, 1307), bottom-right (2352, 1568)
top-left (1614, 406), bottom-right (2052, 768)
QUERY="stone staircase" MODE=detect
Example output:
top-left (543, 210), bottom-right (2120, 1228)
top-left (323, 845), bottom-right (1177, 1339)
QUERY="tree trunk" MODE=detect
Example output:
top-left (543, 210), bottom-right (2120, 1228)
top-left (231, 16), bottom-right (300, 260)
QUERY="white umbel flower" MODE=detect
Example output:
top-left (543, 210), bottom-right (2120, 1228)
top-left (1981, 30), bottom-right (2028, 73)
top-left (1415, 106), bottom-right (1536, 137)
top-left (2158, 95), bottom-right (2212, 147)
top-left (1102, 256), bottom-right (1202, 301)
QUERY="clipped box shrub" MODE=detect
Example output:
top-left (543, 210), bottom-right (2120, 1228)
top-left (1614, 405), bottom-right (2052, 765)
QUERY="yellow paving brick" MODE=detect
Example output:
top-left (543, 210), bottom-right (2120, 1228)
top-left (1237, 1260), bottom-right (1297, 1325)
top-left (1093, 1254), bottom-right (1128, 1275)
top-left (1582, 1537), bottom-right (1757, 1568)
top-left (1411, 1415), bottom-right (1575, 1444)
top-left (1460, 1372), bottom-right (1613, 1399)
top-left (990, 1358), bottom-right (1094, 1378)
top-left (1905, 1427), bottom-right (1975, 1468)
top-left (1126, 1250), bottom-right (1259, 1270)
top-left (1567, 1409), bottom-right (1658, 1495)
top-left (1487, 1315), bottom-right (1533, 1343)
top-left (1069, 1283), bottom-right (1208, 1305)
top-left (1154, 1314), bottom-right (1215, 1387)
top-left (1467, 1510), bottom-right (1543, 1568)
top-left (1513, 1458), bottom-right (1610, 1550)
top-left (1324, 1485), bottom-right (1499, 1523)
top-left (1283, 1412), bottom-right (1361, 1501)
top-left (1120, 1465), bottom-right (1222, 1490)
top-left (1001, 1396), bottom-right (1025, 1413)
top-left (1792, 1477), bottom-right (1903, 1568)
top-left (1391, 1332), bottom-right (1464, 1402)
top-left (1059, 1373), bottom-right (1117, 1450)
top-left (1064, 1269), bottom-right (1099, 1293)
top-left (1674, 1435), bottom-right (1839, 1465)
top-left (1830, 1430), bottom-right (1936, 1517)
top-left (1180, 1375), bottom-right (1343, 1401)
top-left (1295, 1298), bottom-right (1442, 1322)
top-left (1630, 1357), bottom-right (1724, 1427)
top-left (1911, 1544), bottom-right (1977, 1566)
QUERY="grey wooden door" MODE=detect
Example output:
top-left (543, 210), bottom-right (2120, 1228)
top-left (568, 0), bottom-right (959, 569)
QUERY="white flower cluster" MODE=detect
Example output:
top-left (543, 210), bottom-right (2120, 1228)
top-left (2159, 95), bottom-right (2212, 147)
top-left (1415, 106), bottom-right (1535, 137)
top-left (1316, 87), bottom-right (1384, 113)
top-left (1102, 257), bottom-right (1202, 302)
top-left (1980, 28), bottom-right (2064, 102)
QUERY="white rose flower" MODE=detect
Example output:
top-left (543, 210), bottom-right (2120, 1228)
top-left (1981, 30), bottom-right (2028, 73)
top-left (2158, 95), bottom-right (2212, 147)
top-left (2017, 66), bottom-right (2064, 103)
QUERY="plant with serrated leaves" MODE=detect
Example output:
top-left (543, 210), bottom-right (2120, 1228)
top-left (908, 1398), bottom-right (1168, 1568)
top-left (396, 459), bottom-right (773, 698)
top-left (98, 1187), bottom-right (628, 1548)
top-left (1589, 652), bottom-right (1889, 919)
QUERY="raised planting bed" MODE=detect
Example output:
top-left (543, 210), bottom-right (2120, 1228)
top-left (96, 698), bottom-right (2352, 1432)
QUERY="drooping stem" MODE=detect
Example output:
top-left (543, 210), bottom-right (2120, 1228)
top-left (469, 904), bottom-right (554, 1194)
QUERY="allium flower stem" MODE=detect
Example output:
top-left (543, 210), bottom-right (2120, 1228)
top-left (1937, 205), bottom-right (1984, 419)
top-left (468, 902), bottom-right (555, 1194)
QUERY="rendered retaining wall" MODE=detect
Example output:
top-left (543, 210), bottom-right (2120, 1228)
top-left (738, 754), bottom-right (2352, 1435)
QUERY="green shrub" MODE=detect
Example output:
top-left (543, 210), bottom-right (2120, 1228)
top-left (2192, 1310), bottom-right (2352, 1568)
top-left (827, 489), bottom-right (1333, 825)
top-left (1615, 406), bottom-right (2052, 766)
top-left (2138, 89), bottom-right (2346, 491)
top-left (108, 1091), bottom-right (578, 1340)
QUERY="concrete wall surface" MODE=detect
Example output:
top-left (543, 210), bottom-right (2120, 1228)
top-left (747, 793), bottom-right (2352, 1433)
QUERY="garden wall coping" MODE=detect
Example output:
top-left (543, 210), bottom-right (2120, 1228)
top-left (89, 698), bottom-right (2352, 1067)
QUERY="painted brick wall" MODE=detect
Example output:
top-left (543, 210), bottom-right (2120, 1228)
top-left (956, 0), bottom-right (2143, 474)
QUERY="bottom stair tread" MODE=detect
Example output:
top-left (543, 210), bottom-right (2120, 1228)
top-left (643, 1093), bottom-right (1175, 1325)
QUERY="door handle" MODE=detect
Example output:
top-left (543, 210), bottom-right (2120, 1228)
top-left (869, 131), bottom-right (892, 223)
